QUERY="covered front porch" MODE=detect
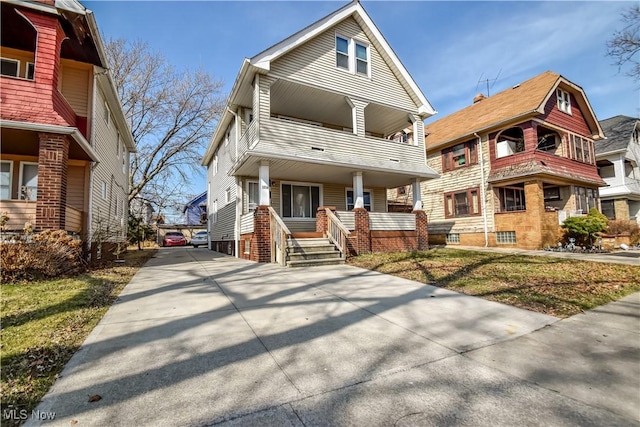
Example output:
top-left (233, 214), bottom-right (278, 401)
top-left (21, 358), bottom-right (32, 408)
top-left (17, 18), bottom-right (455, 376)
top-left (0, 125), bottom-right (97, 236)
top-left (234, 155), bottom-right (432, 265)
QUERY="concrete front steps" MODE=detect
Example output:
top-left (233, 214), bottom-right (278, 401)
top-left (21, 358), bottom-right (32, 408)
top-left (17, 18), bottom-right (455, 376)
top-left (286, 237), bottom-right (344, 267)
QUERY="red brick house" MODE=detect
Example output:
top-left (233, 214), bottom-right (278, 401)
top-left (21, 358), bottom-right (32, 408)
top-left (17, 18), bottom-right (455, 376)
top-left (0, 0), bottom-right (135, 254)
top-left (422, 71), bottom-right (605, 249)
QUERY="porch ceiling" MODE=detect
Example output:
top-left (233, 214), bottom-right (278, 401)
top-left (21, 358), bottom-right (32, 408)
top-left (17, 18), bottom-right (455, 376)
top-left (232, 152), bottom-right (432, 188)
top-left (1, 128), bottom-right (93, 161)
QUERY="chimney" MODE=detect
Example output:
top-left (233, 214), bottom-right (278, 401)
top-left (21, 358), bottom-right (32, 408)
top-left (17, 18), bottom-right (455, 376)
top-left (473, 93), bottom-right (487, 104)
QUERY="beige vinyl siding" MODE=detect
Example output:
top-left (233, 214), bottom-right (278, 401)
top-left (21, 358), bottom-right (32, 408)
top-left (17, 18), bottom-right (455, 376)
top-left (60, 60), bottom-right (90, 117)
top-left (270, 17), bottom-right (416, 112)
top-left (0, 47), bottom-right (35, 79)
top-left (90, 87), bottom-right (129, 240)
top-left (209, 119), bottom-right (239, 242)
top-left (423, 138), bottom-right (495, 234)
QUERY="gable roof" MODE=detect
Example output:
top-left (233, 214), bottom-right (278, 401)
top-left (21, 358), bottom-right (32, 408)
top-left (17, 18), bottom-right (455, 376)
top-left (203, 0), bottom-right (435, 165)
top-left (182, 192), bottom-right (207, 213)
top-left (596, 115), bottom-right (639, 155)
top-left (425, 71), bottom-right (603, 151)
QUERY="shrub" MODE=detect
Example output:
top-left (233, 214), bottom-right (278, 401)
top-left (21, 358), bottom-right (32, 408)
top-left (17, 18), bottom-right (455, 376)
top-left (1, 230), bottom-right (86, 282)
top-left (606, 220), bottom-right (640, 245)
top-left (561, 208), bottom-right (608, 246)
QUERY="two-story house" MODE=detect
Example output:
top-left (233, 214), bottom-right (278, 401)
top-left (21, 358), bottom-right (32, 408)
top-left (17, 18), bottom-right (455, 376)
top-left (422, 71), bottom-right (605, 250)
top-left (202, 1), bottom-right (437, 266)
top-left (596, 115), bottom-right (640, 224)
top-left (0, 0), bottom-right (135, 257)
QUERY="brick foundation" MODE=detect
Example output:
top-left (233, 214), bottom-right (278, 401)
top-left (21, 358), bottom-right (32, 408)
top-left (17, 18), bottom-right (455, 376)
top-left (239, 233), bottom-right (253, 260)
top-left (36, 133), bottom-right (69, 230)
top-left (371, 231), bottom-right (417, 252)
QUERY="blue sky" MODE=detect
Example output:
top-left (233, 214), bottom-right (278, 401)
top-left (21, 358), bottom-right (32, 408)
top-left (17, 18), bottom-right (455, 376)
top-left (85, 0), bottom-right (638, 210)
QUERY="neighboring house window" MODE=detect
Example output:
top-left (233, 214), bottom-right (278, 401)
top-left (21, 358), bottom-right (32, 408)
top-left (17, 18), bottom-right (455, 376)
top-left (496, 127), bottom-right (524, 158)
top-left (397, 186), bottom-right (407, 197)
top-left (497, 231), bottom-right (517, 244)
top-left (543, 186), bottom-right (561, 201)
top-left (1, 58), bottom-right (19, 77)
top-left (442, 140), bottom-right (477, 171)
top-left (446, 233), bottom-right (460, 244)
top-left (574, 187), bottom-right (597, 213)
top-left (557, 89), bottom-right (571, 114)
top-left (335, 34), bottom-right (370, 77)
top-left (224, 127), bottom-right (231, 146)
top-left (247, 181), bottom-right (259, 211)
top-left (568, 134), bottom-right (594, 164)
top-left (101, 181), bottom-right (107, 199)
top-left (104, 102), bottom-right (110, 125)
top-left (601, 200), bottom-right (615, 219)
top-left (497, 185), bottom-right (526, 212)
top-left (281, 183), bottom-right (320, 218)
top-left (19, 162), bottom-right (38, 200)
top-left (225, 187), bottom-right (232, 204)
top-left (1, 161), bottom-right (12, 200)
top-left (245, 109), bottom-right (253, 125)
top-left (346, 188), bottom-right (372, 211)
top-left (444, 188), bottom-right (480, 218)
top-left (26, 62), bottom-right (34, 80)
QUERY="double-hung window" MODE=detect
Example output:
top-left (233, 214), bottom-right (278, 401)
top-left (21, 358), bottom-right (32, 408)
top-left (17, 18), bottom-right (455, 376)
top-left (444, 188), bottom-right (481, 218)
top-left (557, 89), bottom-right (571, 114)
top-left (281, 183), bottom-right (320, 218)
top-left (335, 35), bottom-right (370, 77)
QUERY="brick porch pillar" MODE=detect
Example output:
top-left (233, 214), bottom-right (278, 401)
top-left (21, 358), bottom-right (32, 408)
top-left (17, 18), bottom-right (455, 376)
top-left (354, 208), bottom-right (370, 255)
top-left (36, 133), bottom-right (69, 230)
top-left (315, 206), bottom-right (336, 235)
top-left (251, 206), bottom-right (271, 263)
top-left (414, 210), bottom-right (429, 250)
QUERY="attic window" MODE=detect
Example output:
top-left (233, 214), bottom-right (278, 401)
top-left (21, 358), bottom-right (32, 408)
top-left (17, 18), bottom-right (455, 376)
top-left (557, 89), bottom-right (572, 114)
top-left (335, 34), bottom-right (370, 77)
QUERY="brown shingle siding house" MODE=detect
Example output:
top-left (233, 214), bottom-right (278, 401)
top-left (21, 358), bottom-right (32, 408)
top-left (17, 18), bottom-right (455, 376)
top-left (422, 71), bottom-right (606, 249)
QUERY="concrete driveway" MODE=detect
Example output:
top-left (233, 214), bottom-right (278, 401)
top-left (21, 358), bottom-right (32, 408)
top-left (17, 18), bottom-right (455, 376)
top-left (27, 248), bottom-right (639, 426)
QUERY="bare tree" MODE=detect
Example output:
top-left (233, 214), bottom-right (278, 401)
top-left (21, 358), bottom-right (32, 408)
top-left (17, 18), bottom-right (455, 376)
top-left (104, 39), bottom-right (226, 208)
top-left (607, 4), bottom-right (640, 81)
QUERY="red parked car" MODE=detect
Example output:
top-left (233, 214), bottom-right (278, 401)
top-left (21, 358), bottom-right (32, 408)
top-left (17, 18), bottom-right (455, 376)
top-left (162, 231), bottom-right (188, 247)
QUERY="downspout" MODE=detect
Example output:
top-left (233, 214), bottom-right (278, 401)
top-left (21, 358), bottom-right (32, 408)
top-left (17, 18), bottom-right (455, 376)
top-left (227, 107), bottom-right (240, 258)
top-left (474, 132), bottom-right (489, 247)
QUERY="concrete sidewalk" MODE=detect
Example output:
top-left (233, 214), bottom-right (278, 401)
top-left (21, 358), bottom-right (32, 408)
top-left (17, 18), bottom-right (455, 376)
top-left (26, 248), bottom-right (639, 426)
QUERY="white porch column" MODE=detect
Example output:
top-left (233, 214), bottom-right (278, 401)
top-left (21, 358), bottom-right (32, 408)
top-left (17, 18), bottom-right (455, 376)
top-left (259, 161), bottom-right (270, 206)
top-left (412, 178), bottom-right (423, 211)
top-left (353, 171), bottom-right (364, 209)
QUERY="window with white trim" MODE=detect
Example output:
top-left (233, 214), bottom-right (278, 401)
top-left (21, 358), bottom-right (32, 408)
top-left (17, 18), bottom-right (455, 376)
top-left (346, 188), bottom-right (372, 211)
top-left (19, 162), bottom-right (38, 200)
top-left (101, 181), bottom-right (107, 199)
top-left (557, 89), bottom-right (571, 114)
top-left (281, 183), bottom-right (320, 218)
top-left (213, 155), bottom-right (218, 175)
top-left (335, 34), bottom-right (370, 77)
top-left (225, 187), bottom-right (232, 204)
top-left (247, 181), bottom-right (259, 212)
top-left (1, 161), bottom-right (12, 200)
top-left (212, 199), bottom-right (218, 223)
top-left (26, 62), bottom-right (34, 80)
